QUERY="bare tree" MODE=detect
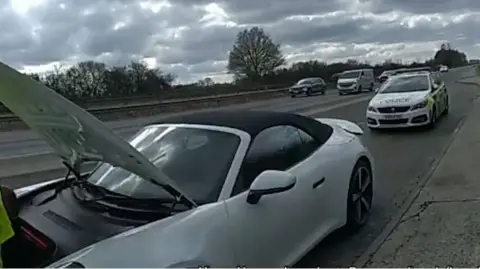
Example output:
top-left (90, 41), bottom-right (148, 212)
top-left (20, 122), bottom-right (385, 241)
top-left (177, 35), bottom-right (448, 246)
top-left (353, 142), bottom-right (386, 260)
top-left (227, 27), bottom-right (285, 82)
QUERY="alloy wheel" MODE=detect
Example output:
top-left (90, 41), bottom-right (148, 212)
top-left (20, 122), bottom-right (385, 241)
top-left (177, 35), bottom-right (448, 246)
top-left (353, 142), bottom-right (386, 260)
top-left (350, 166), bottom-right (373, 225)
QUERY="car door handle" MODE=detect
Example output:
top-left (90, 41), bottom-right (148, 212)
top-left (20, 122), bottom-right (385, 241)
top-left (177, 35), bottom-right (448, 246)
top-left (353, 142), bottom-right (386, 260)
top-left (312, 177), bottom-right (326, 189)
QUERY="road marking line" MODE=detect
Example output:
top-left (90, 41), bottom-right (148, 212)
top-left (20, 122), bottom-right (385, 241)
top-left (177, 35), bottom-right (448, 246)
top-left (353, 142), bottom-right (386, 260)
top-left (266, 94), bottom-right (371, 113)
top-left (300, 95), bottom-right (372, 115)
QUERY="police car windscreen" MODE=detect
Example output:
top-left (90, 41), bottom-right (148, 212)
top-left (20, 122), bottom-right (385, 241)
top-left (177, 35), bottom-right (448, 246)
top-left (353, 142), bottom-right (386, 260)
top-left (379, 75), bottom-right (429, 94)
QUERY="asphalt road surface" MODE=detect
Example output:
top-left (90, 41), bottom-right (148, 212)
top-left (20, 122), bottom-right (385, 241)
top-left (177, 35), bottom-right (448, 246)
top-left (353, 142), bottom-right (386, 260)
top-left (0, 66), bottom-right (478, 267)
top-left (0, 85), bottom-right (377, 158)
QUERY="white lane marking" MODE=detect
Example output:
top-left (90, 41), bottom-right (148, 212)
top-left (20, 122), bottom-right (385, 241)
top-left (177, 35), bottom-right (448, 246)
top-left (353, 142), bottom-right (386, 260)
top-left (0, 151), bottom-right (53, 161)
top-left (261, 94), bottom-right (370, 112)
top-left (300, 95), bottom-right (372, 115)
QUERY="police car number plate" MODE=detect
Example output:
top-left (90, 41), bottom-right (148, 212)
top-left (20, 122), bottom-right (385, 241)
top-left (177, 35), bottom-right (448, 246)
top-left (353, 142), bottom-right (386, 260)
top-left (383, 115), bottom-right (403, 120)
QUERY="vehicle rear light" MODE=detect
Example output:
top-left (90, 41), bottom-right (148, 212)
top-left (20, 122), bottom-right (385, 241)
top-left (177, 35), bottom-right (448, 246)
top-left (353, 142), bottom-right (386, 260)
top-left (20, 226), bottom-right (48, 250)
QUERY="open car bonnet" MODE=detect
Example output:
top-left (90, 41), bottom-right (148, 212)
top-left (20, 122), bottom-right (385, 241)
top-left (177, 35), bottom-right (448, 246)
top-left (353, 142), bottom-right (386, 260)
top-left (0, 62), bottom-right (197, 207)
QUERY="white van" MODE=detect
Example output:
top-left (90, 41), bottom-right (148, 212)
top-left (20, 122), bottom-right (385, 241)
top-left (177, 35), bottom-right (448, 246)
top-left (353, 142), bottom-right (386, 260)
top-left (337, 68), bottom-right (375, 95)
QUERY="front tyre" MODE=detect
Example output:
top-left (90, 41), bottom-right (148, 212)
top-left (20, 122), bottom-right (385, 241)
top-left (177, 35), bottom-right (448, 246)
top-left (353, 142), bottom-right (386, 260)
top-left (443, 98), bottom-right (449, 115)
top-left (428, 106), bottom-right (437, 129)
top-left (345, 158), bottom-right (373, 232)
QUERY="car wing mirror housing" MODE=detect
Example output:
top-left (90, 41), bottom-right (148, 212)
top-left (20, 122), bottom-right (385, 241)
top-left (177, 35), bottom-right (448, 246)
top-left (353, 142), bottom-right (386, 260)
top-left (246, 170), bottom-right (296, 205)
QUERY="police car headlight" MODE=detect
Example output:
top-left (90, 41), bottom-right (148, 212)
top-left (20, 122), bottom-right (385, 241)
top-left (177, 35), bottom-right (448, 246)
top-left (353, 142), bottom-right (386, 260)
top-left (411, 100), bottom-right (428, 110)
top-left (367, 106), bottom-right (377, 112)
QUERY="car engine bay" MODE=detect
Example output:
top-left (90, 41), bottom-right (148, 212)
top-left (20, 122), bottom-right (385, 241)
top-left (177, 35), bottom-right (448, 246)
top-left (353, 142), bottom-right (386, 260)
top-left (2, 179), bottom-right (181, 268)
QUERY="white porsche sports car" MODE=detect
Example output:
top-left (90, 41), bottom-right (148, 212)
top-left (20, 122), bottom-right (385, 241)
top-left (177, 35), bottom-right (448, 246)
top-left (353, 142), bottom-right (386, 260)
top-left (0, 62), bottom-right (375, 268)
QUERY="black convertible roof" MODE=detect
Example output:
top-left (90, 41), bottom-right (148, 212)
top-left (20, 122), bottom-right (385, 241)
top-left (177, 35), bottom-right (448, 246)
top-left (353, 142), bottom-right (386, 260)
top-left (158, 110), bottom-right (333, 142)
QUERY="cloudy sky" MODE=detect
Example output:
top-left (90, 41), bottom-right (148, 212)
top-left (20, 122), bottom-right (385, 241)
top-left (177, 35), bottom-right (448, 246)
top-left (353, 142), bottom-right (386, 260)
top-left (1, 0), bottom-right (479, 83)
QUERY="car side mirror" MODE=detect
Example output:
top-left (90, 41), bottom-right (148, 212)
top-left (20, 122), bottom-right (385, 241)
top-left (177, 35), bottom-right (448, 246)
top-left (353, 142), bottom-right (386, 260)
top-left (246, 170), bottom-right (296, 205)
top-left (432, 84), bottom-right (439, 91)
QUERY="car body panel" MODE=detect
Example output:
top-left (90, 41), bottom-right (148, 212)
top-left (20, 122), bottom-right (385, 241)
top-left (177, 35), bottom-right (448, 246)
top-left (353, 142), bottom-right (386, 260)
top-left (49, 201), bottom-right (235, 268)
top-left (46, 122), bottom-right (373, 268)
top-left (0, 62), bottom-right (375, 267)
top-left (48, 123), bottom-right (373, 268)
top-left (369, 91), bottom-right (430, 107)
top-left (366, 73), bottom-right (449, 128)
top-left (225, 128), bottom-right (368, 267)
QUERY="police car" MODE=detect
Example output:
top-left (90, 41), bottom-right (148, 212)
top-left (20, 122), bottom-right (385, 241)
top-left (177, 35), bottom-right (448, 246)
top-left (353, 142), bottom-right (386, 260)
top-left (366, 71), bottom-right (449, 129)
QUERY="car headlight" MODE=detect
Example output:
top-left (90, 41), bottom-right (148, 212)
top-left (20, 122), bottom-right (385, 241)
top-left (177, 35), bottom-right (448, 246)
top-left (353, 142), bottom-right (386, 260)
top-left (367, 106), bottom-right (377, 112)
top-left (411, 100), bottom-right (428, 110)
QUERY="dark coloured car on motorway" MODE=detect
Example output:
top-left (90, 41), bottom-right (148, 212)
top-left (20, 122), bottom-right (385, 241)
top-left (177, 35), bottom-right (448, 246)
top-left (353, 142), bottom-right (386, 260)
top-left (289, 77), bottom-right (327, 97)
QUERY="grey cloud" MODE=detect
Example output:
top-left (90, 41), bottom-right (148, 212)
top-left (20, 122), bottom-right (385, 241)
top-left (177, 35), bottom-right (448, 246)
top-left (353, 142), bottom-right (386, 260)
top-left (156, 25), bottom-right (238, 65)
top-left (218, 0), bottom-right (343, 24)
top-left (170, 0), bottom-right (342, 24)
top-left (1, 0), bottom-right (480, 83)
top-left (0, 5), bottom-right (35, 62)
top-left (352, 16), bottom-right (480, 45)
top-left (2, 0), bottom-right (207, 66)
top-left (267, 16), bottom-right (372, 45)
top-left (365, 0), bottom-right (480, 14)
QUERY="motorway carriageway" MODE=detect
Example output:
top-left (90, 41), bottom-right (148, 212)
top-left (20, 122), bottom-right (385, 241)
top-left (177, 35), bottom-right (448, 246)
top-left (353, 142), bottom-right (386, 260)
top-left (0, 65), bottom-right (478, 267)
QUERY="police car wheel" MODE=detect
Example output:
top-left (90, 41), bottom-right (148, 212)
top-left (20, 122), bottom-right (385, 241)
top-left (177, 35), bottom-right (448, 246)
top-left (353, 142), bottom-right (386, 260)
top-left (443, 99), bottom-right (449, 115)
top-left (428, 107), bottom-right (437, 128)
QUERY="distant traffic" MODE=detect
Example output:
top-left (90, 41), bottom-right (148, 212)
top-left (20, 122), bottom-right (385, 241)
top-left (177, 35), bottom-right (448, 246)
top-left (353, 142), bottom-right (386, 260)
top-left (288, 65), bottom-right (449, 99)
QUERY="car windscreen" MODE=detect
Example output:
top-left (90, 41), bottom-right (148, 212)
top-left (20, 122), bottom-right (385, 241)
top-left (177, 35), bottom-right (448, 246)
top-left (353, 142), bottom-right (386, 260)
top-left (340, 71), bottom-right (361, 79)
top-left (378, 75), bottom-right (429, 94)
top-left (296, 78), bottom-right (315, 85)
top-left (87, 126), bottom-right (241, 203)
